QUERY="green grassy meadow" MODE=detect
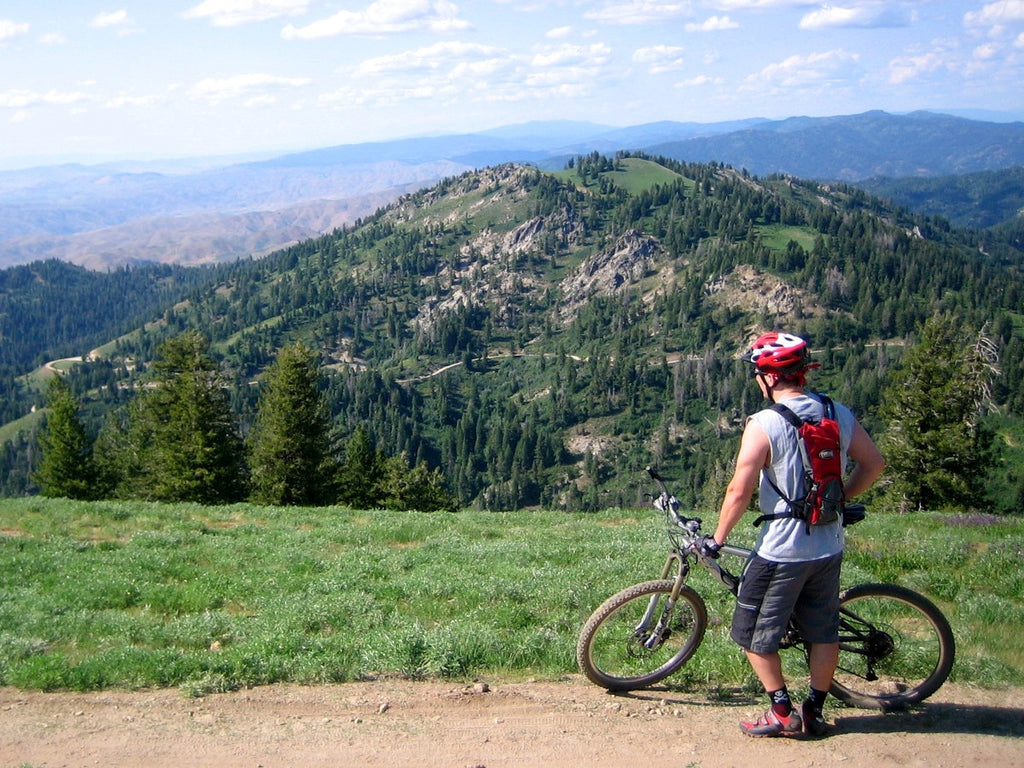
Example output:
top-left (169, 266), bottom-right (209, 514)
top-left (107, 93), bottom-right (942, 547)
top-left (1, 497), bottom-right (1021, 697)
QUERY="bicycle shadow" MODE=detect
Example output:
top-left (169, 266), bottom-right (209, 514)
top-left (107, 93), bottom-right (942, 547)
top-left (613, 689), bottom-right (1024, 737)
top-left (834, 702), bottom-right (1024, 738)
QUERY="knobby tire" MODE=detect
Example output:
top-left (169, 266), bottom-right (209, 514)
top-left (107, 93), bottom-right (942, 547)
top-left (829, 582), bottom-right (955, 710)
top-left (577, 579), bottom-right (708, 692)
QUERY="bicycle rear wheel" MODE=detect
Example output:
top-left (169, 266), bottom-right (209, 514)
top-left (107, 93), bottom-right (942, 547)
top-left (577, 579), bottom-right (708, 691)
top-left (830, 583), bottom-right (955, 710)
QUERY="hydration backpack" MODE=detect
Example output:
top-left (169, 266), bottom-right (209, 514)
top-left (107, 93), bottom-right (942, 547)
top-left (754, 395), bottom-right (845, 532)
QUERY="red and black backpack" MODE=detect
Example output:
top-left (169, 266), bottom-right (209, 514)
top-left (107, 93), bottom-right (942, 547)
top-left (754, 395), bottom-right (845, 533)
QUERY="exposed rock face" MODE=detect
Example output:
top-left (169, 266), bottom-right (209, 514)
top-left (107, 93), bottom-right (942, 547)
top-left (705, 263), bottom-right (824, 319)
top-left (410, 167), bottom-right (590, 335)
top-left (562, 230), bottom-right (658, 296)
top-left (408, 165), bottom-right (828, 340)
top-left (557, 230), bottom-right (662, 321)
top-left (411, 214), bottom-right (555, 334)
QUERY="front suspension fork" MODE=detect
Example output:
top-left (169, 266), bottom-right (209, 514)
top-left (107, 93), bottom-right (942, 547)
top-left (636, 554), bottom-right (691, 648)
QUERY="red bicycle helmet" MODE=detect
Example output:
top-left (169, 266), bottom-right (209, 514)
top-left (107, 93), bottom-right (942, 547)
top-left (743, 332), bottom-right (819, 375)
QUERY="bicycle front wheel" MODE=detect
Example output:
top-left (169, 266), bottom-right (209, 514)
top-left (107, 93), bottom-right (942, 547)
top-left (830, 583), bottom-right (955, 710)
top-left (577, 579), bottom-right (708, 691)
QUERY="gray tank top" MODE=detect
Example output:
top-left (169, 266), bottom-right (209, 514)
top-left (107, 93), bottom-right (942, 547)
top-left (748, 393), bottom-right (856, 563)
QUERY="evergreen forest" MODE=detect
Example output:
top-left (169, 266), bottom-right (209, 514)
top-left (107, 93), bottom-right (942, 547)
top-left (3, 154), bottom-right (1024, 512)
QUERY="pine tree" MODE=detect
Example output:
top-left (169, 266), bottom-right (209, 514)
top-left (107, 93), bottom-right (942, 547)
top-left (92, 411), bottom-right (130, 498)
top-left (879, 315), bottom-right (1000, 511)
top-left (380, 454), bottom-right (459, 513)
top-left (123, 330), bottom-right (247, 503)
top-left (34, 376), bottom-right (97, 499)
top-left (336, 426), bottom-right (382, 508)
top-left (248, 342), bottom-right (335, 505)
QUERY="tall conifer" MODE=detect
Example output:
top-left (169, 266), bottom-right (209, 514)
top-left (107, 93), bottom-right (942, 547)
top-left (34, 376), bottom-right (97, 499)
top-left (248, 342), bottom-right (335, 505)
top-left (880, 315), bottom-right (1000, 511)
top-left (124, 331), bottom-right (246, 503)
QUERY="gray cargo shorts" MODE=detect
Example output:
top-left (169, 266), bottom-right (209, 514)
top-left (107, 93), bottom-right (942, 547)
top-left (730, 551), bottom-right (842, 653)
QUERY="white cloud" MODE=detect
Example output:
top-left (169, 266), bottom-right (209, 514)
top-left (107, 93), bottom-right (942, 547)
top-left (0, 19), bottom-right (30, 42)
top-left (282, 0), bottom-right (470, 40)
top-left (182, 0), bottom-right (311, 27)
top-left (800, 4), bottom-right (907, 30)
top-left (520, 70), bottom-right (592, 99)
top-left (709, 0), bottom-right (816, 9)
top-left (974, 42), bottom-right (999, 60)
top-left (887, 51), bottom-right (944, 84)
top-left (502, 42), bottom-right (613, 100)
top-left (355, 41), bottom-right (504, 76)
top-left (744, 49), bottom-right (860, 91)
top-left (106, 93), bottom-right (159, 108)
top-left (89, 9), bottom-right (144, 36)
top-left (322, 36), bottom-right (615, 110)
top-left (323, 39), bottom-right (524, 108)
top-left (531, 42), bottom-right (612, 68)
top-left (584, 2), bottom-right (691, 25)
top-left (685, 15), bottom-right (738, 32)
top-left (633, 45), bottom-right (686, 74)
top-left (90, 10), bottom-right (130, 29)
top-left (675, 74), bottom-right (724, 87)
top-left (546, 25), bottom-right (573, 39)
top-left (188, 73), bottom-right (312, 104)
top-left (0, 88), bottom-right (90, 109)
top-left (964, 0), bottom-right (1024, 27)
top-left (800, 6), bottom-right (869, 29)
top-left (39, 32), bottom-right (67, 45)
top-left (244, 94), bottom-right (279, 107)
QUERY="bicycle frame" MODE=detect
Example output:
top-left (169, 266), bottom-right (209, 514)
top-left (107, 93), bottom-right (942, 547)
top-left (649, 466), bottom-right (877, 648)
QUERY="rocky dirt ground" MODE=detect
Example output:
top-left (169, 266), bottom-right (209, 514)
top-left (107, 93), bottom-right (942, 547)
top-left (2, 679), bottom-right (1022, 767)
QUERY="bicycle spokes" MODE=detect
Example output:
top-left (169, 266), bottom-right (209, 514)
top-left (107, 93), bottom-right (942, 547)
top-left (830, 585), bottom-right (954, 708)
top-left (837, 608), bottom-right (897, 682)
top-left (577, 580), bottom-right (708, 691)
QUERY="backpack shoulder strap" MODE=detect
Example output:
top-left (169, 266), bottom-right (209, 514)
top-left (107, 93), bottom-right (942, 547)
top-left (754, 401), bottom-right (812, 528)
top-left (769, 402), bottom-right (803, 428)
top-left (769, 401), bottom-right (813, 474)
top-left (773, 396), bottom-right (835, 425)
top-left (817, 393), bottom-right (835, 421)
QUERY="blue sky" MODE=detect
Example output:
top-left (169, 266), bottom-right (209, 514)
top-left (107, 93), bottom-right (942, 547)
top-left (2, 1), bottom-right (1023, 167)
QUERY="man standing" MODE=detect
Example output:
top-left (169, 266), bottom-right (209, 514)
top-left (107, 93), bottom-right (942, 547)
top-left (700, 332), bottom-right (885, 737)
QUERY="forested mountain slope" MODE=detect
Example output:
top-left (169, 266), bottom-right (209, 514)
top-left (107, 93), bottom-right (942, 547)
top-left (4, 155), bottom-right (1024, 508)
top-left (652, 111), bottom-right (1024, 181)
top-left (0, 261), bottom-right (218, 420)
top-left (857, 166), bottom-right (1024, 230)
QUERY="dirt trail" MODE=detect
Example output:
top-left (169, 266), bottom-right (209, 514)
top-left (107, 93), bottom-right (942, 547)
top-left (2, 679), bottom-right (1021, 768)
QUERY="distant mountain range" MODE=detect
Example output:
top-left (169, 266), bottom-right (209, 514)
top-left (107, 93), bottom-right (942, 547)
top-left (2, 110), bottom-right (1022, 270)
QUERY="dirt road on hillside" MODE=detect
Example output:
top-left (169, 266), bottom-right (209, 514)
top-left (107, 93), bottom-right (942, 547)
top-left (2, 679), bottom-right (1022, 767)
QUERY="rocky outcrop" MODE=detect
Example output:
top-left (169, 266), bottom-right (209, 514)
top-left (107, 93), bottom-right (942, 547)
top-left (557, 230), bottom-right (661, 320)
top-left (704, 263), bottom-right (824, 318)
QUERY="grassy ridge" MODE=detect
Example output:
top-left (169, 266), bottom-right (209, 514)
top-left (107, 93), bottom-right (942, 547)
top-left (0, 497), bottom-right (1021, 696)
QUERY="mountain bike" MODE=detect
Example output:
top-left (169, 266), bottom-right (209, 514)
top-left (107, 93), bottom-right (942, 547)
top-left (576, 468), bottom-right (955, 710)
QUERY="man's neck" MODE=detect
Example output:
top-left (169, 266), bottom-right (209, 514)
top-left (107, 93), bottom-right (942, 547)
top-left (770, 386), bottom-right (805, 403)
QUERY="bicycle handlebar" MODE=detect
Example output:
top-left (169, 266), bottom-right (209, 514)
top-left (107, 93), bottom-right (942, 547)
top-left (645, 465), bottom-right (698, 528)
top-left (646, 465), bottom-right (709, 542)
top-left (644, 464), bottom-right (866, 567)
top-left (646, 466), bottom-right (745, 592)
